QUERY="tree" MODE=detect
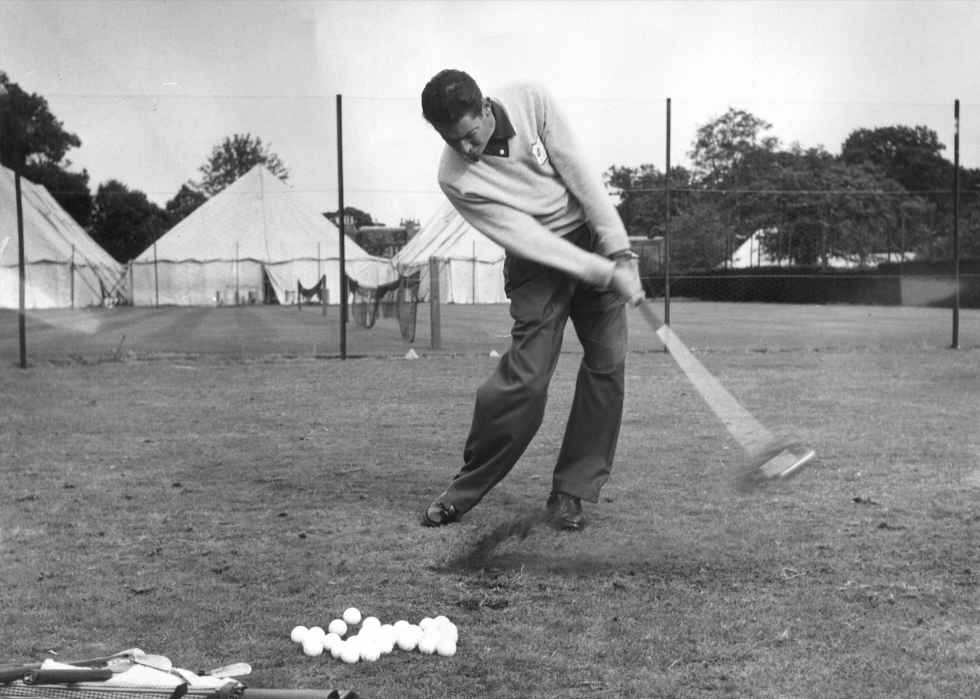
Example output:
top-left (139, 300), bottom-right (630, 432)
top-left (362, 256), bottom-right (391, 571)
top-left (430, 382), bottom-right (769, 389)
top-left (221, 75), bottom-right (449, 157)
top-left (840, 126), bottom-right (949, 194)
top-left (324, 206), bottom-right (376, 229)
top-left (165, 184), bottom-right (208, 224)
top-left (196, 133), bottom-right (289, 197)
top-left (0, 72), bottom-right (81, 169)
top-left (89, 180), bottom-right (170, 263)
top-left (742, 147), bottom-right (911, 266)
top-left (0, 72), bottom-right (93, 226)
top-left (688, 108), bottom-right (780, 188)
top-left (605, 164), bottom-right (689, 236)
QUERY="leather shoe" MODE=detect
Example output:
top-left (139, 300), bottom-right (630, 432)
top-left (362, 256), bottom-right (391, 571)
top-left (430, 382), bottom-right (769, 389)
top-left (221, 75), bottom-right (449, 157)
top-left (422, 499), bottom-right (462, 527)
top-left (546, 492), bottom-right (587, 531)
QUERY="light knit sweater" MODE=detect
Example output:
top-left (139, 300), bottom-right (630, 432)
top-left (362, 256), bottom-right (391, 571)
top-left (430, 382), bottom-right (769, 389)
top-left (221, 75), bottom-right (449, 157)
top-left (437, 80), bottom-right (630, 287)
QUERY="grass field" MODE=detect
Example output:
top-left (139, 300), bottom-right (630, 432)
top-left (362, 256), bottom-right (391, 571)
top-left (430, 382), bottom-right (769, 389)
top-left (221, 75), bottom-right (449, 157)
top-left (1, 302), bottom-right (978, 698)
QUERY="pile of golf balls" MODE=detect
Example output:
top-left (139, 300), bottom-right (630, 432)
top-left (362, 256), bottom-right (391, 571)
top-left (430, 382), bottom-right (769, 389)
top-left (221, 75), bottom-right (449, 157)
top-left (290, 607), bottom-right (458, 664)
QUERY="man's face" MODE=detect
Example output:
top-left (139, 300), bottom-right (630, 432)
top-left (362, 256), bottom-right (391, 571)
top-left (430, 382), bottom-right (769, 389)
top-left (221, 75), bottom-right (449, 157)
top-left (433, 99), bottom-right (495, 161)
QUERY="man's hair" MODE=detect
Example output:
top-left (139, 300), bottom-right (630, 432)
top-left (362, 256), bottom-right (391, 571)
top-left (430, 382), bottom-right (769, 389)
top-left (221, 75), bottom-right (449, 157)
top-left (421, 69), bottom-right (483, 126)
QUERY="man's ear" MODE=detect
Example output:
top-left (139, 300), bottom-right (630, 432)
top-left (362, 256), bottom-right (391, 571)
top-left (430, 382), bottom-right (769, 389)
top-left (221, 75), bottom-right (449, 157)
top-left (483, 97), bottom-right (493, 117)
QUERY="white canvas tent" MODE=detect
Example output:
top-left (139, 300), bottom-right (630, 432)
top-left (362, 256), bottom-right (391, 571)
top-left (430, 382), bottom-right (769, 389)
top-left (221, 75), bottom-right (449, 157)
top-left (129, 165), bottom-right (394, 306)
top-left (393, 200), bottom-right (507, 304)
top-left (0, 164), bottom-right (126, 309)
top-left (727, 228), bottom-right (901, 269)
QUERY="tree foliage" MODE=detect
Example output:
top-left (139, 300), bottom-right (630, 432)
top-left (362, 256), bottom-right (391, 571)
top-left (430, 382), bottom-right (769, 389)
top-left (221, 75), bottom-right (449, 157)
top-left (90, 180), bottom-right (170, 263)
top-left (608, 108), bottom-right (980, 272)
top-left (324, 206), bottom-right (376, 229)
top-left (1, 72), bottom-right (94, 226)
top-left (688, 108), bottom-right (780, 187)
top-left (165, 184), bottom-right (208, 224)
top-left (0, 72), bottom-right (81, 169)
top-left (196, 133), bottom-right (289, 197)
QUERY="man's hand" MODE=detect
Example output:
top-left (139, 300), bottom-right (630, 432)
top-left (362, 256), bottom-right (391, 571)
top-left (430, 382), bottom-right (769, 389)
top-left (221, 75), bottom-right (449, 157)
top-left (608, 253), bottom-right (644, 307)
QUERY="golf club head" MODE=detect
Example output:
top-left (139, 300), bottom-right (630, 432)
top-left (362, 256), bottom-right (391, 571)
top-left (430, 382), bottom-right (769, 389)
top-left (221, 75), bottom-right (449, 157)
top-left (205, 663), bottom-right (252, 678)
top-left (736, 438), bottom-right (816, 492)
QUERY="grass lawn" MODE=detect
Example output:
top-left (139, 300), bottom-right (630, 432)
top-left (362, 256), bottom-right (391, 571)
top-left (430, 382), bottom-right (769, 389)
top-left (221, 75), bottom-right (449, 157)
top-left (1, 302), bottom-right (978, 698)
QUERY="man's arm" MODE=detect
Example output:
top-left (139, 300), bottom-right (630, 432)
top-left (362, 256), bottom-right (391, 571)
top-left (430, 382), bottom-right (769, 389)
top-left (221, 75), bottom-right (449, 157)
top-left (534, 83), bottom-right (632, 258)
top-left (445, 191), bottom-right (642, 304)
top-left (446, 192), bottom-right (617, 287)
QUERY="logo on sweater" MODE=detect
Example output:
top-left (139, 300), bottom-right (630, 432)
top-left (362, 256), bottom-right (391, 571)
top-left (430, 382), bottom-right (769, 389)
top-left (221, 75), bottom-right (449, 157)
top-left (530, 139), bottom-right (548, 166)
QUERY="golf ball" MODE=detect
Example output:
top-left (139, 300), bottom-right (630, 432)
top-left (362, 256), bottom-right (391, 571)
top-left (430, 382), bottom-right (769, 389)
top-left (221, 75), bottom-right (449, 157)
top-left (434, 615), bottom-right (451, 628)
top-left (343, 607), bottom-right (362, 625)
top-left (290, 625), bottom-right (309, 643)
top-left (360, 643), bottom-right (381, 662)
top-left (308, 626), bottom-right (326, 639)
top-left (419, 617), bottom-right (437, 632)
top-left (302, 637), bottom-right (323, 657)
top-left (330, 640), bottom-right (344, 659)
top-left (418, 634), bottom-right (439, 655)
top-left (376, 635), bottom-right (394, 655)
top-left (322, 632), bottom-right (341, 652)
top-left (327, 619), bottom-right (348, 636)
top-left (439, 623), bottom-right (459, 642)
top-left (396, 630), bottom-right (419, 652)
top-left (362, 616), bottom-right (381, 630)
top-left (339, 643), bottom-right (360, 664)
top-left (436, 638), bottom-right (457, 657)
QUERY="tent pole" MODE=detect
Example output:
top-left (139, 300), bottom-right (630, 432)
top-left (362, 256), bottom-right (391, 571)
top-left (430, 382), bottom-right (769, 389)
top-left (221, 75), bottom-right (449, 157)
top-left (71, 244), bottom-right (75, 308)
top-left (153, 241), bottom-right (159, 307)
top-left (15, 168), bottom-right (27, 368)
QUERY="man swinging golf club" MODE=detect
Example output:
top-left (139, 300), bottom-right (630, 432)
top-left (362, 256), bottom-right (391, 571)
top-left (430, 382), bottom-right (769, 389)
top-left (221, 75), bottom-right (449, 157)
top-left (420, 69), bottom-right (643, 531)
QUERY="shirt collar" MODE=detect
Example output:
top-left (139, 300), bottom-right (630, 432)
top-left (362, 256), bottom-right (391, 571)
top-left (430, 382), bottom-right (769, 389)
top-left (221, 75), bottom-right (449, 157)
top-left (488, 98), bottom-right (515, 140)
top-left (479, 98), bottom-right (515, 159)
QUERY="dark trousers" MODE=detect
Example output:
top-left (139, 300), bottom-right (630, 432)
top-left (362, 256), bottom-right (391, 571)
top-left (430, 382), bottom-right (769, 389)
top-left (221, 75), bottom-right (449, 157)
top-left (444, 224), bottom-right (628, 512)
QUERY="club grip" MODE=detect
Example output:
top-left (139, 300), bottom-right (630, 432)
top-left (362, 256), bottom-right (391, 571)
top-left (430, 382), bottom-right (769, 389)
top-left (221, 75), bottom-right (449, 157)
top-left (0, 667), bottom-right (30, 684)
top-left (23, 669), bottom-right (115, 685)
top-left (239, 690), bottom-right (357, 699)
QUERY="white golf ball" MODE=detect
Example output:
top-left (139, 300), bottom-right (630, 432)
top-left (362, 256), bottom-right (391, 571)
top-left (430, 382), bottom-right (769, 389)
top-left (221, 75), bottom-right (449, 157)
top-left (308, 626), bottom-right (326, 639)
top-left (302, 637), bottom-right (323, 657)
top-left (360, 643), bottom-right (381, 662)
top-left (379, 624), bottom-right (396, 641)
top-left (419, 617), bottom-right (437, 632)
top-left (340, 643), bottom-right (360, 664)
top-left (436, 638), bottom-right (457, 657)
top-left (396, 631), bottom-right (419, 652)
top-left (393, 620), bottom-right (410, 631)
top-left (434, 615), bottom-right (451, 628)
top-left (290, 625), bottom-right (309, 643)
top-left (327, 619), bottom-right (348, 636)
top-left (322, 632), bottom-right (341, 652)
top-left (361, 616), bottom-right (381, 630)
top-left (376, 635), bottom-right (394, 655)
top-left (343, 607), bottom-right (362, 626)
top-left (330, 640), bottom-right (344, 659)
top-left (439, 624), bottom-right (459, 642)
top-left (418, 634), bottom-right (439, 655)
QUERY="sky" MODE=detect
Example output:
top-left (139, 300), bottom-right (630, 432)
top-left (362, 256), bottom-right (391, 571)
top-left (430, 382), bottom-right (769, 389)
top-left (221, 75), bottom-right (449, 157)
top-left (1, 0), bottom-right (979, 228)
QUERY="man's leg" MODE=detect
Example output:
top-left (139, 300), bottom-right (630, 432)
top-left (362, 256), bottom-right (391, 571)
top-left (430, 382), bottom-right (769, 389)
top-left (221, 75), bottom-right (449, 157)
top-left (551, 280), bottom-right (628, 505)
top-left (426, 254), bottom-right (576, 521)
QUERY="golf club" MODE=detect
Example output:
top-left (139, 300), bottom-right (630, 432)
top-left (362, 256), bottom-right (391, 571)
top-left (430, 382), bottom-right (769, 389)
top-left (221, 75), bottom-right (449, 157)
top-left (635, 301), bottom-right (816, 485)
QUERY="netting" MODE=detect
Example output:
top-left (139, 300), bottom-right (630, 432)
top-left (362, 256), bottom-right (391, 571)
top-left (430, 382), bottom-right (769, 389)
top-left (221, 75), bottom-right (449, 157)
top-left (347, 272), bottom-right (420, 342)
top-left (297, 275), bottom-right (326, 305)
